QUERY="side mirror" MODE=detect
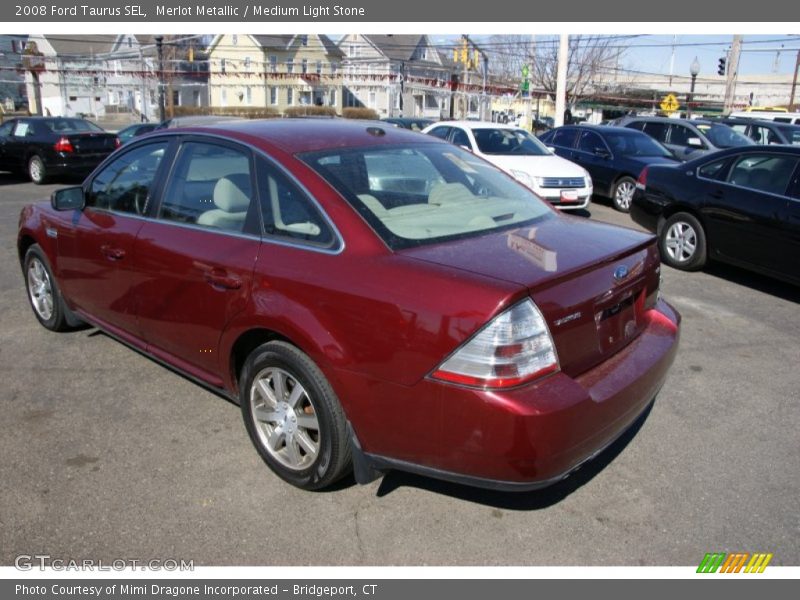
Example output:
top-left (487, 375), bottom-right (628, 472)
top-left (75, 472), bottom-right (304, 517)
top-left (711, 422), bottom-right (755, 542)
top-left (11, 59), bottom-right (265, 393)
top-left (547, 146), bottom-right (556, 153)
top-left (51, 186), bottom-right (85, 211)
top-left (687, 137), bottom-right (704, 148)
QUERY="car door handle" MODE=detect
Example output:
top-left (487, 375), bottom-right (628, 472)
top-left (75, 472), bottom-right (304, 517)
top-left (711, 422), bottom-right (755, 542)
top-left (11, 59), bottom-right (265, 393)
top-left (204, 269), bottom-right (242, 290)
top-left (100, 245), bottom-right (126, 260)
top-left (709, 189), bottom-right (724, 200)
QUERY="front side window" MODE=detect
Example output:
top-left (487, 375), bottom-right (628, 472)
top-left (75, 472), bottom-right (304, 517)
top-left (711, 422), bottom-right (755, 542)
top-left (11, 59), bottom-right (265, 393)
top-left (727, 153), bottom-right (799, 196)
top-left (696, 123), bottom-right (752, 149)
top-left (668, 124), bottom-right (694, 146)
top-left (301, 144), bottom-right (553, 250)
top-left (450, 128), bottom-right (471, 148)
top-left (472, 128), bottom-right (550, 156)
top-left (159, 142), bottom-right (255, 233)
top-left (87, 142), bottom-right (168, 214)
top-left (578, 131), bottom-right (607, 154)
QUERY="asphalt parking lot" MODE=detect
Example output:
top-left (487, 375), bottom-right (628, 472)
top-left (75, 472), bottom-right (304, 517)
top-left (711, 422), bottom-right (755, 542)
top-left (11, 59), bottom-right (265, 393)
top-left (1, 174), bottom-right (797, 567)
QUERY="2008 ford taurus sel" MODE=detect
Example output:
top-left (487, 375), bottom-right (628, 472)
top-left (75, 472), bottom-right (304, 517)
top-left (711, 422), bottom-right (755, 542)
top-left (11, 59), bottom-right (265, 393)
top-left (18, 120), bottom-right (680, 491)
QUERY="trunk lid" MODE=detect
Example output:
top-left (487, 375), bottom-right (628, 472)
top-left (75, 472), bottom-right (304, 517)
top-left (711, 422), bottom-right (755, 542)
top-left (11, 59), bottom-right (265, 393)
top-left (65, 132), bottom-right (118, 154)
top-left (401, 214), bottom-right (662, 377)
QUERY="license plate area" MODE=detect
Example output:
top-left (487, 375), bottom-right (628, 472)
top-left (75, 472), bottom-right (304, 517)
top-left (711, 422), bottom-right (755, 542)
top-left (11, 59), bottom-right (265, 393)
top-left (595, 288), bottom-right (646, 354)
top-left (560, 190), bottom-right (580, 203)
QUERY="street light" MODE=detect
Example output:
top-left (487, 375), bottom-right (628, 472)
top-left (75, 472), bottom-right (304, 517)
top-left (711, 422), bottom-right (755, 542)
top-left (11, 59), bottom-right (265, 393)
top-left (688, 57), bottom-right (700, 119)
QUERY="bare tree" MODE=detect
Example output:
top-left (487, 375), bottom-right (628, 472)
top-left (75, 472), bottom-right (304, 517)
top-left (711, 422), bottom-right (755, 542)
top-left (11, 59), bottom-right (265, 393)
top-left (487, 35), bottom-right (628, 104)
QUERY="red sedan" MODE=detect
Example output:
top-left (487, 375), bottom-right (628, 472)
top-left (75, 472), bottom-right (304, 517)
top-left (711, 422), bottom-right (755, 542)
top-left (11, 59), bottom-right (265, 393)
top-left (17, 120), bottom-right (680, 491)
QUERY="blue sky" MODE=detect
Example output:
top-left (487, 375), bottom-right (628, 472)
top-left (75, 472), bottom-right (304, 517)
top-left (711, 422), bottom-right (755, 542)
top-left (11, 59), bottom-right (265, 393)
top-left (432, 34), bottom-right (800, 78)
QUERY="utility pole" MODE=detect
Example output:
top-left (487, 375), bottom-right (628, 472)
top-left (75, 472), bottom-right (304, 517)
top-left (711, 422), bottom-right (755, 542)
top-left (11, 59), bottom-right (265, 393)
top-left (723, 35), bottom-right (742, 114)
top-left (789, 49), bottom-right (800, 110)
top-left (156, 36), bottom-right (167, 119)
top-left (554, 34), bottom-right (568, 127)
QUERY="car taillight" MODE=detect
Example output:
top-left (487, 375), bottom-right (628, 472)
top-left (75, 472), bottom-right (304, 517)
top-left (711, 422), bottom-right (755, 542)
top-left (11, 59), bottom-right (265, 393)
top-left (431, 298), bottom-right (559, 389)
top-left (53, 137), bottom-right (74, 153)
top-left (114, 136), bottom-right (121, 148)
top-left (636, 166), bottom-right (648, 189)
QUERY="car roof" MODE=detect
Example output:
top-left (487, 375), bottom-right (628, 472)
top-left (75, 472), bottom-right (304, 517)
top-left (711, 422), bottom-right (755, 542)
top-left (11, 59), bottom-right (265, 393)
top-left (436, 120), bottom-right (525, 130)
top-left (170, 118), bottom-right (443, 154)
top-left (555, 124), bottom-right (639, 135)
top-left (685, 144), bottom-right (800, 164)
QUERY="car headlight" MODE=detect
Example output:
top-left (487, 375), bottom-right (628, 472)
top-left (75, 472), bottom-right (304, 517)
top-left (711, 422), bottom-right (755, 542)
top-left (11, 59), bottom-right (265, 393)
top-left (511, 170), bottom-right (535, 188)
top-left (582, 170), bottom-right (593, 188)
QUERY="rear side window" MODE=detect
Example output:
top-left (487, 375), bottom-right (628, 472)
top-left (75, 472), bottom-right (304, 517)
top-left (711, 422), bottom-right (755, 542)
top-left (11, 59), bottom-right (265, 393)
top-left (87, 142), bottom-right (168, 215)
top-left (698, 158), bottom-right (728, 180)
top-left (642, 122), bottom-right (669, 143)
top-left (727, 154), bottom-right (799, 196)
top-left (159, 142), bottom-right (256, 233)
top-left (551, 128), bottom-right (579, 148)
top-left (256, 156), bottom-right (336, 249)
top-left (668, 125), bottom-right (694, 146)
top-left (427, 126), bottom-right (450, 140)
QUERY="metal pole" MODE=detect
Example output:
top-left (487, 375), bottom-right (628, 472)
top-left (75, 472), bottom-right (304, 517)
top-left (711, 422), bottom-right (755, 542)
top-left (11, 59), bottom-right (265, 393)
top-left (554, 34), bottom-right (568, 127)
top-left (789, 49), bottom-right (800, 110)
top-left (155, 36), bottom-right (165, 122)
top-left (139, 47), bottom-right (148, 122)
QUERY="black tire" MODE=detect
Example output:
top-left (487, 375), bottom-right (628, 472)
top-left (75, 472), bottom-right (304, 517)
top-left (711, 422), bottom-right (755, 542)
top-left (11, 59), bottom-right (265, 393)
top-left (658, 212), bottom-right (707, 271)
top-left (28, 155), bottom-right (48, 185)
top-left (23, 244), bottom-right (70, 331)
top-left (240, 341), bottom-right (351, 490)
top-left (612, 176), bottom-right (637, 213)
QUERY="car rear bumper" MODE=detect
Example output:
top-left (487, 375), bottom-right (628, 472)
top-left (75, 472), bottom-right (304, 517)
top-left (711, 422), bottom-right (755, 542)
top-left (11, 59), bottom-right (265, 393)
top-left (340, 299), bottom-right (680, 490)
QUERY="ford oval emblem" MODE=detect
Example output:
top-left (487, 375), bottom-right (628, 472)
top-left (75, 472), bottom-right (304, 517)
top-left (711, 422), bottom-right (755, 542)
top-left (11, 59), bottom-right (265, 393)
top-left (613, 265), bottom-right (629, 282)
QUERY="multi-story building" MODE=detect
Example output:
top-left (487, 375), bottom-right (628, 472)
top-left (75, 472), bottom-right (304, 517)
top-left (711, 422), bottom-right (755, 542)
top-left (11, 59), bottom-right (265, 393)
top-left (206, 34), bottom-right (343, 112)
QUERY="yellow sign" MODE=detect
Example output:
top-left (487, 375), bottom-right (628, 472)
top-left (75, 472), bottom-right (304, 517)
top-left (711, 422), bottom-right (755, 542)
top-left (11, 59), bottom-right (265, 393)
top-left (660, 94), bottom-right (680, 112)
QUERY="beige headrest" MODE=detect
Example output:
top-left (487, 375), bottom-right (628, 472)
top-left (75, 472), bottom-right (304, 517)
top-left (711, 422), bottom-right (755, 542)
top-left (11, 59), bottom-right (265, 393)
top-left (213, 175), bottom-right (251, 213)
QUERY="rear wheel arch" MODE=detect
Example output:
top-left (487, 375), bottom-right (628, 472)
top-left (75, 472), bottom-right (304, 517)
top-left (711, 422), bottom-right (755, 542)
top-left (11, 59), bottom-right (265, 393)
top-left (229, 328), bottom-right (293, 397)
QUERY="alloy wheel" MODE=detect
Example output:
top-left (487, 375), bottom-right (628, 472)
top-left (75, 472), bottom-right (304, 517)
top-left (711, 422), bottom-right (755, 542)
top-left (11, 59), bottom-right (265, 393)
top-left (664, 221), bottom-right (698, 263)
top-left (27, 257), bottom-right (54, 321)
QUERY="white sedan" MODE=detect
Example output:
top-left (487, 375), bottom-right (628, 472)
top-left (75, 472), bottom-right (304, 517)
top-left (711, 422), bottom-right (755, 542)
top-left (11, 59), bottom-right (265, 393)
top-left (422, 121), bottom-right (593, 210)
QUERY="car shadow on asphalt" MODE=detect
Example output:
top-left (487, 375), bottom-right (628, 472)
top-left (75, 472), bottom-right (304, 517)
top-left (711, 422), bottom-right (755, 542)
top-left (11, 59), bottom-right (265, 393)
top-left (374, 402), bottom-right (654, 509)
top-left (702, 263), bottom-right (800, 304)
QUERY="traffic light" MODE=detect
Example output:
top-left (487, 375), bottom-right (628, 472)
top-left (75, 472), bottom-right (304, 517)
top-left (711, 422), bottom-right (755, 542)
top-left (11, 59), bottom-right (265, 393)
top-left (717, 57), bottom-right (726, 76)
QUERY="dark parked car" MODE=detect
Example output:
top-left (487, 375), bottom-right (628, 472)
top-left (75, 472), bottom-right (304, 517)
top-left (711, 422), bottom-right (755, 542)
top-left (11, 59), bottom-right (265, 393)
top-left (381, 117), bottom-right (435, 131)
top-left (717, 117), bottom-right (800, 146)
top-left (631, 146), bottom-right (800, 285)
top-left (0, 117), bottom-right (119, 184)
top-left (614, 116), bottom-right (754, 161)
top-left (18, 120), bottom-right (679, 491)
top-left (539, 125), bottom-right (680, 211)
top-left (116, 122), bottom-right (159, 144)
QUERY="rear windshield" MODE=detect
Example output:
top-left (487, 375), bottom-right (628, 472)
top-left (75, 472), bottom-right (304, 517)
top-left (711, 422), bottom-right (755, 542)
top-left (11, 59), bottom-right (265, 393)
top-left (603, 131), bottom-right (673, 157)
top-left (300, 144), bottom-right (553, 250)
top-left (472, 128), bottom-right (550, 156)
top-left (775, 125), bottom-right (800, 145)
top-left (695, 123), bottom-right (753, 148)
top-left (43, 119), bottom-right (104, 134)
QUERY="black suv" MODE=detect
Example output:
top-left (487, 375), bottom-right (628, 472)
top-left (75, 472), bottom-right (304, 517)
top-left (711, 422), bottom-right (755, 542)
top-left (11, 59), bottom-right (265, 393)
top-left (612, 116), bottom-right (753, 161)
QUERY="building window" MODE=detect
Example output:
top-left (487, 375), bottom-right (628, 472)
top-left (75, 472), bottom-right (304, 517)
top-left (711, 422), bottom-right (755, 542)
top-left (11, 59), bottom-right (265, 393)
top-left (301, 59), bottom-right (308, 75)
top-left (300, 35), bottom-right (308, 46)
top-left (245, 56), bottom-right (251, 69)
top-left (245, 86), bottom-right (252, 105)
top-left (316, 60), bottom-right (322, 75)
top-left (286, 60), bottom-right (294, 74)
top-left (128, 37), bottom-right (132, 48)
top-left (329, 89), bottom-right (337, 106)
top-left (193, 90), bottom-right (200, 106)
top-left (172, 90), bottom-right (180, 107)
top-left (287, 88), bottom-right (294, 105)
top-left (269, 55), bottom-right (277, 72)
top-left (330, 62), bottom-right (338, 74)
top-left (232, 34), bottom-right (238, 46)
top-left (270, 87), bottom-right (278, 105)
top-left (368, 91), bottom-right (376, 108)
top-left (221, 88), bottom-right (227, 106)
top-left (220, 58), bottom-right (226, 74)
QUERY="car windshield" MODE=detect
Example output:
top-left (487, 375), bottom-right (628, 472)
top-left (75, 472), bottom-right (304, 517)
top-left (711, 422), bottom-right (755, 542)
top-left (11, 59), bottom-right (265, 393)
top-left (696, 123), bottom-right (753, 148)
top-left (472, 128), bottom-right (550, 156)
top-left (301, 144), bottom-right (553, 250)
top-left (603, 131), bottom-right (673, 157)
top-left (43, 119), bottom-right (104, 134)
